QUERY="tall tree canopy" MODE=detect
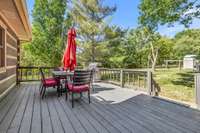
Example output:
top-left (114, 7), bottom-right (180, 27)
top-left (25, 0), bottom-right (69, 66)
top-left (139, 0), bottom-right (200, 30)
top-left (174, 29), bottom-right (200, 59)
top-left (69, 0), bottom-right (116, 62)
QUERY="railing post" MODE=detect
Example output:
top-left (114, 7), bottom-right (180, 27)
top-left (195, 73), bottom-right (200, 109)
top-left (16, 40), bottom-right (20, 85)
top-left (120, 69), bottom-right (124, 88)
top-left (147, 70), bottom-right (152, 95)
top-left (16, 66), bottom-right (19, 85)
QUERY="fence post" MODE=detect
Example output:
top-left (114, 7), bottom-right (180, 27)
top-left (120, 69), bottom-right (124, 88)
top-left (178, 60), bottom-right (182, 70)
top-left (195, 74), bottom-right (200, 109)
top-left (147, 70), bottom-right (152, 95)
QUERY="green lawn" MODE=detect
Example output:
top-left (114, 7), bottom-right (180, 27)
top-left (154, 68), bottom-right (195, 104)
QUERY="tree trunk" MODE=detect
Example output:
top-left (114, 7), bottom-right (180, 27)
top-left (149, 43), bottom-right (159, 72)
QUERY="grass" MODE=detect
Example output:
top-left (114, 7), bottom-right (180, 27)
top-left (154, 68), bottom-right (195, 104)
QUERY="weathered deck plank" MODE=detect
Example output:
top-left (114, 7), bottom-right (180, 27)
top-left (31, 84), bottom-right (42, 133)
top-left (0, 83), bottom-right (200, 133)
top-left (7, 85), bottom-right (31, 133)
top-left (19, 84), bottom-right (35, 133)
top-left (128, 95), bottom-right (200, 132)
top-left (52, 97), bottom-right (75, 133)
top-left (0, 86), bottom-right (26, 133)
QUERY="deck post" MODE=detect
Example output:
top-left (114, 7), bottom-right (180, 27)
top-left (16, 40), bottom-right (20, 85)
top-left (147, 70), bottom-right (152, 95)
top-left (120, 69), bottom-right (124, 88)
top-left (195, 73), bottom-right (200, 109)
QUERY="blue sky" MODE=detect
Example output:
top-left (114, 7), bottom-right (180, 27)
top-left (26, 0), bottom-right (200, 38)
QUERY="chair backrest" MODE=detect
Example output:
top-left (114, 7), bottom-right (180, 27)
top-left (73, 70), bottom-right (92, 86)
top-left (39, 68), bottom-right (46, 83)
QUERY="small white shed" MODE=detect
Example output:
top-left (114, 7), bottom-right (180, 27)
top-left (183, 55), bottom-right (197, 69)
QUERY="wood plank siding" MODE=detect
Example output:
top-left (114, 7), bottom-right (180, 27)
top-left (0, 28), bottom-right (18, 94)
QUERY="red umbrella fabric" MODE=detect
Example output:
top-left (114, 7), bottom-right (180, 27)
top-left (62, 28), bottom-right (77, 71)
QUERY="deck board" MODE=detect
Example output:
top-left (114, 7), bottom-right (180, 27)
top-left (0, 86), bottom-right (26, 133)
top-left (31, 84), bottom-right (42, 133)
top-left (0, 83), bottom-right (200, 133)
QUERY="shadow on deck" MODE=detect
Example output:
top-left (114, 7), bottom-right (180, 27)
top-left (0, 82), bottom-right (200, 133)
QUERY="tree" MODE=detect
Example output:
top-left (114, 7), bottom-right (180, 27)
top-left (139, 0), bottom-right (200, 30)
top-left (125, 27), bottom-right (175, 70)
top-left (129, 27), bottom-right (162, 70)
top-left (102, 26), bottom-right (127, 68)
top-left (69, 0), bottom-right (116, 62)
top-left (23, 0), bottom-right (70, 66)
top-left (156, 37), bottom-right (174, 65)
top-left (124, 28), bottom-right (148, 68)
top-left (174, 29), bottom-right (200, 59)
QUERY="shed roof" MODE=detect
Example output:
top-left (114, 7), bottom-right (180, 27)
top-left (184, 55), bottom-right (197, 58)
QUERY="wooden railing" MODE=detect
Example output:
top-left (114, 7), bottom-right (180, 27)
top-left (17, 66), bottom-right (55, 83)
top-left (98, 68), bottom-right (161, 96)
top-left (17, 66), bottom-right (161, 96)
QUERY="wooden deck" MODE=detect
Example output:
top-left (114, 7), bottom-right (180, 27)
top-left (0, 83), bottom-right (200, 133)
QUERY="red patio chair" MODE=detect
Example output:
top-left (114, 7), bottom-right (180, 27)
top-left (65, 70), bottom-right (93, 108)
top-left (39, 68), bottom-right (59, 99)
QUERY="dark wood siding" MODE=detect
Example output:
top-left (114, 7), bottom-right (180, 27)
top-left (7, 58), bottom-right (17, 66)
top-left (0, 75), bottom-right (15, 94)
top-left (0, 26), bottom-right (18, 95)
top-left (6, 33), bottom-right (17, 49)
top-left (0, 68), bottom-right (16, 81)
top-left (7, 46), bottom-right (17, 57)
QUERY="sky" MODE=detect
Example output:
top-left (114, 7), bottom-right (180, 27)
top-left (26, 0), bottom-right (200, 38)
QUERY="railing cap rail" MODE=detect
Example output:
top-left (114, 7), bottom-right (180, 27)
top-left (99, 68), bottom-right (152, 72)
top-left (18, 66), bottom-right (56, 69)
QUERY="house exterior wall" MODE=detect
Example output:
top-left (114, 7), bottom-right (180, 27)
top-left (0, 17), bottom-right (18, 95)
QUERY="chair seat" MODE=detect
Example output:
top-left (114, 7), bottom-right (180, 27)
top-left (67, 83), bottom-right (89, 93)
top-left (43, 78), bottom-right (58, 87)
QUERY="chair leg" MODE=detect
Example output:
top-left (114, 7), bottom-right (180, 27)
top-left (40, 86), bottom-right (44, 96)
top-left (72, 92), bottom-right (74, 108)
top-left (80, 92), bottom-right (83, 98)
top-left (42, 87), bottom-right (46, 99)
top-left (39, 82), bottom-right (42, 92)
top-left (57, 86), bottom-right (60, 97)
top-left (88, 90), bottom-right (91, 104)
top-left (66, 91), bottom-right (68, 101)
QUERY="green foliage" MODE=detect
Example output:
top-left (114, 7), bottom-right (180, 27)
top-left (123, 28), bottom-right (175, 68)
top-left (102, 26), bottom-right (127, 68)
top-left (70, 0), bottom-right (116, 62)
top-left (156, 37), bottom-right (175, 64)
top-left (21, 0), bottom-right (70, 66)
top-left (139, 0), bottom-right (200, 30)
top-left (174, 29), bottom-right (200, 59)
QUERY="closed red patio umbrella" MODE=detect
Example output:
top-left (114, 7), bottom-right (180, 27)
top-left (62, 28), bottom-right (77, 71)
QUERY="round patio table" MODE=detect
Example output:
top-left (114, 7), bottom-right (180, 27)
top-left (52, 70), bottom-right (74, 96)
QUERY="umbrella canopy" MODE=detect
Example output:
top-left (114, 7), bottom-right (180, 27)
top-left (62, 28), bottom-right (77, 71)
